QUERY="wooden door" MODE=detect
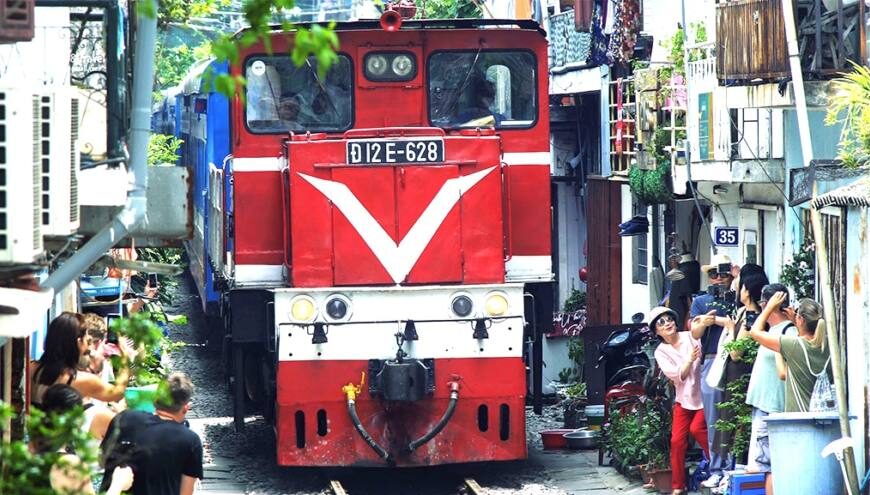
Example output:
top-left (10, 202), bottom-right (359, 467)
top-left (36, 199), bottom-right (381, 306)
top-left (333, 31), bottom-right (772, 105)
top-left (585, 178), bottom-right (622, 325)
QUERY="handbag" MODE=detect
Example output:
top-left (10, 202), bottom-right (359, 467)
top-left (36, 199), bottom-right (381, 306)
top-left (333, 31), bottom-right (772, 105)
top-left (704, 327), bottom-right (731, 391)
top-left (791, 338), bottom-right (836, 412)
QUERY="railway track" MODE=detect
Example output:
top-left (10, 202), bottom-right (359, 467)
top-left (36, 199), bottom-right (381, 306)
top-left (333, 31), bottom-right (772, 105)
top-left (327, 477), bottom-right (489, 495)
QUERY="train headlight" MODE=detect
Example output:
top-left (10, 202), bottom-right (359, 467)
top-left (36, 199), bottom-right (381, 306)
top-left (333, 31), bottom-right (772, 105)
top-left (324, 294), bottom-right (351, 321)
top-left (366, 55), bottom-right (388, 77)
top-left (290, 295), bottom-right (317, 322)
top-left (451, 294), bottom-right (474, 318)
top-left (484, 292), bottom-right (509, 317)
top-left (391, 54), bottom-right (415, 78)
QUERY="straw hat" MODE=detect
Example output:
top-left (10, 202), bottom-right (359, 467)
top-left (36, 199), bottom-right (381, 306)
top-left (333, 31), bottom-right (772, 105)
top-left (701, 253), bottom-right (733, 275)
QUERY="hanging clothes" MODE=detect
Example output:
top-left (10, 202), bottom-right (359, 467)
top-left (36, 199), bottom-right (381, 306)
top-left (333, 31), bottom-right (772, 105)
top-left (606, 0), bottom-right (640, 65)
top-left (574, 0), bottom-right (593, 32)
top-left (589, 2), bottom-right (610, 66)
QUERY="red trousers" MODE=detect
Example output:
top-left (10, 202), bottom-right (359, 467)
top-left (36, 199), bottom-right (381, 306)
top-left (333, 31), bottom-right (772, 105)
top-left (670, 403), bottom-right (710, 490)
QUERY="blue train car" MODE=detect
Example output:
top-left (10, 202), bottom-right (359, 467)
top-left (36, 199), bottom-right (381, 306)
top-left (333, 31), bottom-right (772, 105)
top-left (176, 59), bottom-right (230, 315)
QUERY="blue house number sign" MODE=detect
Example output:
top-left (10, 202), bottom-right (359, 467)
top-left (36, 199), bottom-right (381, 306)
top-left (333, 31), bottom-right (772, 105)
top-left (714, 227), bottom-right (739, 247)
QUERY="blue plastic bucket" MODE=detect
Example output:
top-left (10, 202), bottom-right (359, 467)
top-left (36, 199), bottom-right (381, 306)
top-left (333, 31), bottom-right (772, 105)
top-left (766, 411), bottom-right (843, 495)
top-left (125, 384), bottom-right (159, 413)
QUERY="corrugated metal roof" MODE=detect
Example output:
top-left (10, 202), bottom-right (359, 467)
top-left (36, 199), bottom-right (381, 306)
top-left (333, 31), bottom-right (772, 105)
top-left (810, 179), bottom-right (870, 209)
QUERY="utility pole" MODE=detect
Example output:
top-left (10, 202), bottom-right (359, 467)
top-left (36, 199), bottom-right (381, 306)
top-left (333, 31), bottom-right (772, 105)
top-left (780, 1), bottom-right (860, 493)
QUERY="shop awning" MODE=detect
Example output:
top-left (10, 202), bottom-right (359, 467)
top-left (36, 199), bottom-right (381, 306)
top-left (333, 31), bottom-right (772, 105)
top-left (810, 179), bottom-right (870, 210)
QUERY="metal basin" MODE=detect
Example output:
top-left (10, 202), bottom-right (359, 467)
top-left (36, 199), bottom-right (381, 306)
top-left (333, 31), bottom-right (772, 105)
top-left (563, 429), bottom-right (600, 449)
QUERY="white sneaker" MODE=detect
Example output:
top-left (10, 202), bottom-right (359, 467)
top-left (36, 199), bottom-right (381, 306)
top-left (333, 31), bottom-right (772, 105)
top-left (700, 473), bottom-right (722, 488)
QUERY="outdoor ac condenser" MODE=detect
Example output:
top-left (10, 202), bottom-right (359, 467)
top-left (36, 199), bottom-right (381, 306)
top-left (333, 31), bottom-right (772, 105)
top-left (36, 88), bottom-right (80, 237)
top-left (0, 88), bottom-right (43, 264)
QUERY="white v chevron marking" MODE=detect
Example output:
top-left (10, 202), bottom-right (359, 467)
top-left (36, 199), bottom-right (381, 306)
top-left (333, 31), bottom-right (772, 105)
top-left (298, 166), bottom-right (496, 284)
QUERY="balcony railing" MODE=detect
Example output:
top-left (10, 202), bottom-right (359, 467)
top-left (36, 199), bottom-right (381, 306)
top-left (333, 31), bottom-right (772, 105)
top-left (686, 42), bottom-right (717, 89)
top-left (716, 0), bottom-right (861, 83)
top-left (548, 9), bottom-right (592, 69)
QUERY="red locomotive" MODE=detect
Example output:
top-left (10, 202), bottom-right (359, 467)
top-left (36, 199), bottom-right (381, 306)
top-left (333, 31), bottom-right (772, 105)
top-left (177, 8), bottom-right (552, 466)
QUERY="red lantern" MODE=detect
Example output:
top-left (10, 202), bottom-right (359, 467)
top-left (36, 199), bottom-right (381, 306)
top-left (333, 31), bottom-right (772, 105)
top-left (578, 266), bottom-right (588, 282)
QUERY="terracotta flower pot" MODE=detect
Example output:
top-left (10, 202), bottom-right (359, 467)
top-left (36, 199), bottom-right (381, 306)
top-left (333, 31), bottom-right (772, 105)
top-left (648, 468), bottom-right (673, 494)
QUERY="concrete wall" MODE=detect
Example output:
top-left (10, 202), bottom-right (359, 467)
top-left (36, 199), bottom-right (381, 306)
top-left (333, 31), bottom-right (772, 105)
top-left (555, 182), bottom-right (588, 306)
top-left (620, 185), bottom-right (652, 321)
top-left (542, 337), bottom-right (574, 393)
top-left (845, 207), bottom-right (870, 478)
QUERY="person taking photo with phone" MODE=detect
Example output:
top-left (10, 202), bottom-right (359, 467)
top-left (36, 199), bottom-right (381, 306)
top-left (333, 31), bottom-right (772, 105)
top-left (30, 313), bottom-right (135, 409)
top-left (689, 254), bottom-right (737, 487)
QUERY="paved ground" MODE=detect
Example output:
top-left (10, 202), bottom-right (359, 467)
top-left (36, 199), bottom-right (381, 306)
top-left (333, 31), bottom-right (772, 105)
top-left (188, 414), bottom-right (668, 494)
top-left (167, 272), bottom-right (686, 494)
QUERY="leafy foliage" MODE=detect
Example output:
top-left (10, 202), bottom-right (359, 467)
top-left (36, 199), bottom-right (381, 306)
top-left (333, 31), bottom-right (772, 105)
top-left (155, 40), bottom-right (212, 91)
top-left (559, 336), bottom-right (585, 383)
top-left (563, 288), bottom-right (587, 312)
top-left (715, 374), bottom-right (752, 462)
top-left (109, 313), bottom-right (178, 396)
top-left (206, 0), bottom-right (340, 99)
top-left (780, 242), bottom-right (816, 300)
top-left (134, 248), bottom-right (187, 305)
top-left (417, 0), bottom-right (482, 19)
top-left (724, 337), bottom-right (759, 363)
top-left (825, 62), bottom-right (870, 168)
top-left (0, 404), bottom-right (98, 495)
top-left (604, 397), bottom-right (672, 473)
top-left (147, 134), bottom-right (184, 166)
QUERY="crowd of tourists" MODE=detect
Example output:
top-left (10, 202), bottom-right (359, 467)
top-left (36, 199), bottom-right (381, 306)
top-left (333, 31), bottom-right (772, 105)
top-left (649, 254), bottom-right (831, 495)
top-left (28, 311), bottom-right (203, 495)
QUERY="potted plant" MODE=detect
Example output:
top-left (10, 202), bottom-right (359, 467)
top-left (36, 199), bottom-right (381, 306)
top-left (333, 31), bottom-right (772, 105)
top-left (559, 336), bottom-right (587, 428)
top-left (561, 381), bottom-right (587, 429)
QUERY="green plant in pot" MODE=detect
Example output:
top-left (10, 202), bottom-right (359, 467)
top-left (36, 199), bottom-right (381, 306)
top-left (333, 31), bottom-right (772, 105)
top-left (110, 312), bottom-right (181, 410)
top-left (560, 338), bottom-right (587, 428)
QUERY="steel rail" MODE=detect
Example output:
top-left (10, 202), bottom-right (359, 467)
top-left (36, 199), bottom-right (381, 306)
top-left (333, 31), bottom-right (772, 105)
top-left (329, 480), bottom-right (348, 495)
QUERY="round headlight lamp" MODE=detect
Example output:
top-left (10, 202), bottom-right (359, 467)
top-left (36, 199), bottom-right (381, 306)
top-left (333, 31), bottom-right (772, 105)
top-left (289, 296), bottom-right (317, 322)
top-left (451, 294), bottom-right (474, 318)
top-left (484, 292), bottom-right (509, 317)
top-left (366, 55), bottom-right (388, 76)
top-left (391, 54), bottom-right (415, 78)
top-left (324, 295), bottom-right (351, 321)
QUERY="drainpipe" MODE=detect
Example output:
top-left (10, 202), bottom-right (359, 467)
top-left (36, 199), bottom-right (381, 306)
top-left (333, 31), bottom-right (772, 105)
top-left (41, 2), bottom-right (157, 293)
top-left (780, 1), bottom-right (860, 492)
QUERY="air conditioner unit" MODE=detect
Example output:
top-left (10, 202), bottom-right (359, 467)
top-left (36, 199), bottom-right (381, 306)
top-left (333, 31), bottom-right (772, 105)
top-left (36, 88), bottom-right (80, 237)
top-left (0, 88), bottom-right (43, 264)
top-left (0, 0), bottom-right (35, 44)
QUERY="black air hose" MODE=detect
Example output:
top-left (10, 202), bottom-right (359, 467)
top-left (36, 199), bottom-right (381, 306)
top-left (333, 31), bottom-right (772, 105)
top-left (346, 399), bottom-right (393, 464)
top-left (407, 381), bottom-right (460, 452)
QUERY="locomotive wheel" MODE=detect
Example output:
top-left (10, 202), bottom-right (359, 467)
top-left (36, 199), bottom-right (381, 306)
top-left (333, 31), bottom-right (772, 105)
top-left (262, 358), bottom-right (276, 424)
top-left (244, 350), bottom-right (265, 404)
top-left (233, 345), bottom-right (245, 431)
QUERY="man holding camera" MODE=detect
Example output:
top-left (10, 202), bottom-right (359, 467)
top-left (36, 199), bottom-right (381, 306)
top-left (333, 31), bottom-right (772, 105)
top-left (690, 254), bottom-right (737, 487)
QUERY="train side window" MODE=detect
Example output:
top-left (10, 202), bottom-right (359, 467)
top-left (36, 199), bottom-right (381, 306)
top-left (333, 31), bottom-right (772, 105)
top-left (244, 55), bottom-right (353, 134)
top-left (427, 50), bottom-right (537, 130)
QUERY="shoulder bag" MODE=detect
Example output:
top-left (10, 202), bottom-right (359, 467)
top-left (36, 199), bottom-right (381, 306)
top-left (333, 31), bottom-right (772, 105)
top-left (704, 325), bottom-right (732, 391)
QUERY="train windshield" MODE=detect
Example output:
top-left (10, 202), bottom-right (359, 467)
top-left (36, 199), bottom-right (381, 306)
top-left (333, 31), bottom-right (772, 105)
top-left (428, 51), bottom-right (537, 129)
top-left (245, 55), bottom-right (353, 133)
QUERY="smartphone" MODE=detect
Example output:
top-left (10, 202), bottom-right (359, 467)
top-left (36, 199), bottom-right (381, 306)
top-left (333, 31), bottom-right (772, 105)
top-left (147, 273), bottom-right (159, 288)
top-left (106, 313), bottom-right (121, 344)
top-left (717, 262), bottom-right (732, 275)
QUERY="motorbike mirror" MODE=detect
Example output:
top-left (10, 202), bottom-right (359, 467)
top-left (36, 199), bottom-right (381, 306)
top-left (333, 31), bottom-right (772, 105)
top-left (631, 312), bottom-right (645, 324)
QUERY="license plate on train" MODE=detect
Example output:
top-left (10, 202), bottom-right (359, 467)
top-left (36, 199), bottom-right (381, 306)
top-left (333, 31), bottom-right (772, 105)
top-left (347, 138), bottom-right (445, 165)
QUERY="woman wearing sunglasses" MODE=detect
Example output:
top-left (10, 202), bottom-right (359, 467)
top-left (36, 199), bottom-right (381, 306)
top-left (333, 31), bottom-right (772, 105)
top-left (650, 306), bottom-right (710, 495)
